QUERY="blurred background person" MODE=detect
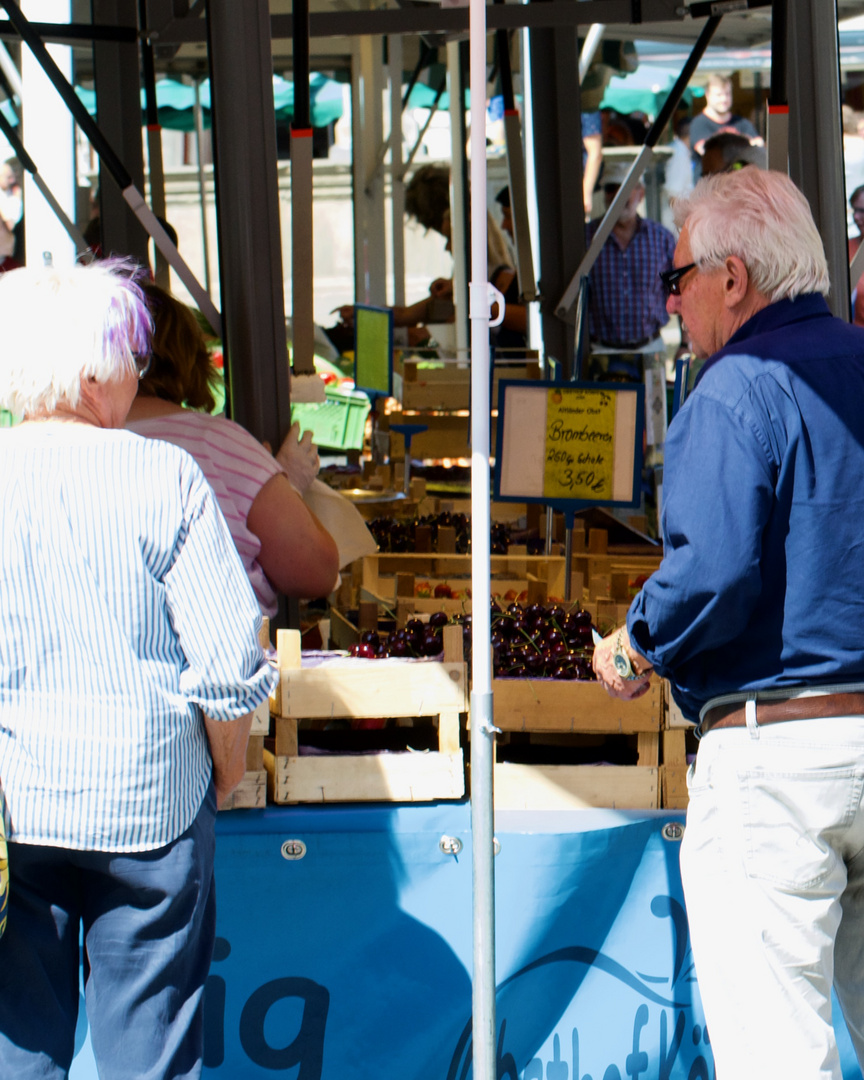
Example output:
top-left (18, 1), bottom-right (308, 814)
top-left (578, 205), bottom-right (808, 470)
top-left (0, 158), bottom-right (22, 271)
top-left (849, 184), bottom-right (864, 327)
top-left (662, 115), bottom-right (696, 231)
top-left (0, 260), bottom-right (275, 1079)
top-left (126, 283), bottom-right (343, 613)
top-left (844, 106), bottom-right (864, 239)
top-left (700, 131), bottom-right (767, 176)
top-left (690, 73), bottom-right (763, 158)
top-left (586, 162), bottom-right (676, 375)
top-left (333, 164), bottom-right (526, 351)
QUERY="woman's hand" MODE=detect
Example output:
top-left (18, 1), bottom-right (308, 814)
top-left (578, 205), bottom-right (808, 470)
top-left (275, 422), bottom-right (319, 494)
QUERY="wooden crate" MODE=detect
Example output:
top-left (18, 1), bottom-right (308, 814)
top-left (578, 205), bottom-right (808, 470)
top-left (265, 625), bottom-right (467, 804)
top-left (488, 677), bottom-right (663, 810)
top-left (359, 546), bottom-right (660, 613)
top-left (660, 681), bottom-right (695, 810)
top-left (384, 410), bottom-right (498, 462)
top-left (395, 358), bottom-right (541, 412)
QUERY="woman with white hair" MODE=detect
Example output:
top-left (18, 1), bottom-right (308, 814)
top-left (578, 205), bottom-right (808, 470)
top-left (0, 260), bottom-right (276, 1079)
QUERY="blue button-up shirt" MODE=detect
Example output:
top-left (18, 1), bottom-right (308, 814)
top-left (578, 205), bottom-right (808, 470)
top-left (627, 293), bottom-right (864, 722)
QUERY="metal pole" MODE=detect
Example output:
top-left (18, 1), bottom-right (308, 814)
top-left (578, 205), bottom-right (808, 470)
top-left (469, 1), bottom-right (495, 1077)
top-left (556, 15), bottom-right (721, 321)
top-left (447, 40), bottom-right (469, 354)
top-left (137, 0), bottom-right (169, 289)
top-left (205, 0), bottom-right (291, 450)
top-left (767, 0), bottom-right (788, 170)
top-left (786, 0), bottom-right (848, 320)
top-left (290, 0), bottom-right (316, 377)
top-left (0, 40), bottom-right (21, 98)
top-left (494, 14), bottom-right (537, 302)
top-left (388, 35), bottom-right (406, 309)
top-left (578, 23), bottom-right (605, 83)
top-left (192, 76), bottom-right (212, 296)
top-left (527, 21), bottom-right (582, 374)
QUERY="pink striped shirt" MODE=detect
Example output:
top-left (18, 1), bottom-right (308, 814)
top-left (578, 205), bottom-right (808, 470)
top-left (127, 412), bottom-right (281, 615)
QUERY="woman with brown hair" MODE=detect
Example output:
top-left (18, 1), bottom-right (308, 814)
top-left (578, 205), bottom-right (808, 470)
top-left (126, 282), bottom-right (340, 613)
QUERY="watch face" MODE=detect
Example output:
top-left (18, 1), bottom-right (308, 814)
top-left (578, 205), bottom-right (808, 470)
top-left (613, 652), bottom-right (631, 678)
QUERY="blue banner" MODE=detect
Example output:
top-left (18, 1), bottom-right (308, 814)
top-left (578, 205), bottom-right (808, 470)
top-left (68, 804), bottom-right (863, 1079)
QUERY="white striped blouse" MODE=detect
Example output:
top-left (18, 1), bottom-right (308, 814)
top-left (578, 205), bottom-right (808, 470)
top-left (0, 422), bottom-right (277, 852)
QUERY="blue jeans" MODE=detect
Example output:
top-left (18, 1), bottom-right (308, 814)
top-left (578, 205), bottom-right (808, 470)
top-left (681, 715), bottom-right (864, 1080)
top-left (0, 782), bottom-right (216, 1079)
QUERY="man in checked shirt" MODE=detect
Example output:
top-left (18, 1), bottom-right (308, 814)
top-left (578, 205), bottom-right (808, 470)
top-left (585, 161), bottom-right (677, 382)
top-left (585, 161), bottom-right (676, 533)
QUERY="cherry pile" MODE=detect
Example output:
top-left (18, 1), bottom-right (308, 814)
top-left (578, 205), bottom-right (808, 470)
top-left (369, 513), bottom-right (546, 557)
top-left (349, 601), bottom-right (599, 681)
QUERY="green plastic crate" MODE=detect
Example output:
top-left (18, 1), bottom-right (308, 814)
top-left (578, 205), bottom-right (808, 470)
top-left (291, 385), bottom-right (371, 451)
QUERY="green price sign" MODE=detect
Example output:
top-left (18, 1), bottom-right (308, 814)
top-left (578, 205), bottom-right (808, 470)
top-left (543, 386), bottom-right (616, 500)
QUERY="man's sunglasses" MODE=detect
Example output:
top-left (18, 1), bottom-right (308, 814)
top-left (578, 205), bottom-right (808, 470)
top-left (660, 262), bottom-right (698, 297)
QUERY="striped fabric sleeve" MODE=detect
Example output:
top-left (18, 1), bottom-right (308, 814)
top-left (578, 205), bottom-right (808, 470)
top-left (162, 458), bottom-right (277, 720)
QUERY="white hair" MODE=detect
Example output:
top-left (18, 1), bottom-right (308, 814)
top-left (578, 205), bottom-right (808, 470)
top-left (0, 259), bottom-right (152, 417)
top-left (671, 168), bottom-right (830, 303)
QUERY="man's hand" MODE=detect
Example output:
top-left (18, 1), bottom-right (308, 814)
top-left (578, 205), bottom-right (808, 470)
top-left (429, 278), bottom-right (453, 300)
top-left (204, 713), bottom-right (254, 809)
top-left (592, 625), bottom-right (653, 700)
top-left (275, 422), bottom-right (320, 495)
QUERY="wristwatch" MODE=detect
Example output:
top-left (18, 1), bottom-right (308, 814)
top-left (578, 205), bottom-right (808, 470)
top-left (612, 631), bottom-right (642, 681)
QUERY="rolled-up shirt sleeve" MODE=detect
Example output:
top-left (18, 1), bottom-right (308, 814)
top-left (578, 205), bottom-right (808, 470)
top-left (627, 388), bottom-right (775, 675)
top-left (163, 465), bottom-right (276, 719)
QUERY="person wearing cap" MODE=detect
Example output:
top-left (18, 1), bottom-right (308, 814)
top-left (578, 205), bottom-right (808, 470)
top-left (592, 167), bottom-right (864, 1080)
top-left (585, 162), bottom-right (676, 372)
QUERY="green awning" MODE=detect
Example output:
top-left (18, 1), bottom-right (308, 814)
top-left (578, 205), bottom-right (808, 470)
top-left (73, 73), bottom-right (344, 133)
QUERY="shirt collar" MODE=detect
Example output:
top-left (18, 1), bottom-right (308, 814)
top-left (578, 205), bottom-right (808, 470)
top-left (696, 293), bottom-right (832, 383)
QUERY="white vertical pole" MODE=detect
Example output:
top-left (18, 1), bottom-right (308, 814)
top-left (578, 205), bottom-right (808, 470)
top-left (521, 28), bottom-right (542, 352)
top-left (22, 0), bottom-right (75, 267)
top-left (468, 4), bottom-right (496, 1079)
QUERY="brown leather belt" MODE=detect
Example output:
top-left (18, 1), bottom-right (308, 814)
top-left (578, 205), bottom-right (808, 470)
top-left (701, 692), bottom-right (864, 735)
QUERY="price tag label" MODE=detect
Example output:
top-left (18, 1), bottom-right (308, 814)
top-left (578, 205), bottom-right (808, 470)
top-left (494, 379), bottom-right (643, 510)
top-left (543, 387), bottom-right (616, 500)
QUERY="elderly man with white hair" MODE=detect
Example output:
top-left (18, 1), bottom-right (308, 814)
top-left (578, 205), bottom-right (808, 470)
top-left (593, 167), bottom-right (864, 1080)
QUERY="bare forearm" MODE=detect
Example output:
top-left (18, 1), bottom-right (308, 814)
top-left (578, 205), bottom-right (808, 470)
top-left (392, 297), bottom-right (432, 327)
top-left (204, 712), bottom-right (254, 808)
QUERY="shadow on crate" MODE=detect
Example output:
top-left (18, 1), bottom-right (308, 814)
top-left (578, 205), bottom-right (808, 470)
top-left (497, 732), bottom-right (640, 767)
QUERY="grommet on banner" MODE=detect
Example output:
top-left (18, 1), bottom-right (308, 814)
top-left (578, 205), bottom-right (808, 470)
top-left (280, 839), bottom-right (307, 860)
top-left (439, 835), bottom-right (463, 857)
top-left (661, 822), bottom-right (685, 842)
